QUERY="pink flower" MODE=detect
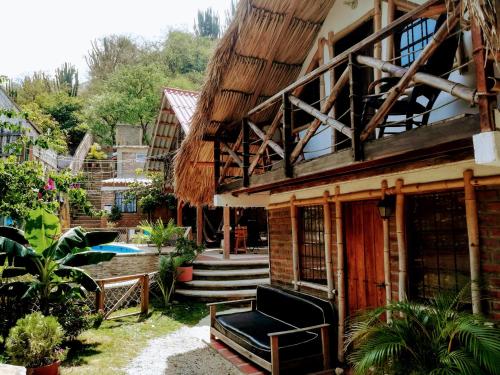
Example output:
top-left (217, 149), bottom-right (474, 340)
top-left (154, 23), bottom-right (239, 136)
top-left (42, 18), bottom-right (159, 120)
top-left (44, 178), bottom-right (56, 191)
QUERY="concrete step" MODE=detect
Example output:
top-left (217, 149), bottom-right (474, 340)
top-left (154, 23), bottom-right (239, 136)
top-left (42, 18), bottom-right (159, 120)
top-left (193, 268), bottom-right (269, 280)
top-left (181, 278), bottom-right (270, 290)
top-left (193, 259), bottom-right (269, 270)
top-left (175, 288), bottom-right (256, 301)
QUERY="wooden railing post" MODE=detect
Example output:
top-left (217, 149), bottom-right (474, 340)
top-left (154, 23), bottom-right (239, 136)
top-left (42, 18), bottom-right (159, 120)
top-left (214, 139), bottom-right (221, 192)
top-left (242, 117), bottom-right (250, 187)
top-left (282, 93), bottom-right (293, 178)
top-left (349, 54), bottom-right (363, 161)
top-left (141, 274), bottom-right (149, 315)
top-left (96, 280), bottom-right (105, 313)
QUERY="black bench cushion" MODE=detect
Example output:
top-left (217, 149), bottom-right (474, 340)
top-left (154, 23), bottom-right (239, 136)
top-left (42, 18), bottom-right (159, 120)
top-left (214, 310), bottom-right (321, 361)
top-left (256, 285), bottom-right (329, 328)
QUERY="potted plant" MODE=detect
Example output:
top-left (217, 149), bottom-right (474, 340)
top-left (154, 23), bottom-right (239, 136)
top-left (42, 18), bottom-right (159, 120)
top-left (174, 237), bottom-right (205, 282)
top-left (5, 312), bottom-right (65, 375)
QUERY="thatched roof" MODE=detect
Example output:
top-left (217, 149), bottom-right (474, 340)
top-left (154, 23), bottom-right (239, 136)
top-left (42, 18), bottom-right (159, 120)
top-left (174, 0), bottom-right (335, 205)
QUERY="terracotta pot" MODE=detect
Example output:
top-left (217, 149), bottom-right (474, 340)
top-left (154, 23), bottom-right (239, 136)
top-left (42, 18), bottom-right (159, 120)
top-left (177, 265), bottom-right (193, 282)
top-left (27, 361), bottom-right (60, 375)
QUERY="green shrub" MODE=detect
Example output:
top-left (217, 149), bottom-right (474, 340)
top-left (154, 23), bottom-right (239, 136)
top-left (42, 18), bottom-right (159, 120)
top-left (6, 312), bottom-right (65, 368)
top-left (87, 143), bottom-right (107, 160)
top-left (50, 298), bottom-right (93, 341)
top-left (108, 205), bottom-right (122, 223)
top-left (156, 255), bottom-right (184, 307)
top-left (174, 237), bottom-right (205, 266)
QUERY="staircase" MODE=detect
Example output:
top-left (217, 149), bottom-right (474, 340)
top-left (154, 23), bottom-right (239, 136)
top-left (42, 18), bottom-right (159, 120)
top-left (175, 258), bottom-right (270, 301)
top-left (70, 160), bottom-right (115, 229)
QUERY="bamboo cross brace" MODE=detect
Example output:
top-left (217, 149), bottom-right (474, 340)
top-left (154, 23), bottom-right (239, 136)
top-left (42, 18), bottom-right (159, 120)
top-left (290, 67), bottom-right (350, 163)
top-left (104, 278), bottom-right (142, 319)
top-left (360, 8), bottom-right (460, 141)
top-left (248, 121), bottom-right (284, 158)
top-left (221, 142), bottom-right (244, 168)
top-left (248, 111), bottom-right (283, 176)
top-left (218, 130), bottom-right (243, 184)
top-left (289, 95), bottom-right (353, 138)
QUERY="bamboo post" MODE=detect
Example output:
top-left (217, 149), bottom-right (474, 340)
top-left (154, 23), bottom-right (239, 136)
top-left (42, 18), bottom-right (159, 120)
top-left (323, 191), bottom-right (334, 299)
top-left (210, 305), bottom-right (216, 340)
top-left (373, 0), bottom-right (382, 91)
top-left (283, 93), bottom-right (293, 178)
top-left (270, 336), bottom-right (280, 375)
top-left (464, 170), bottom-right (482, 314)
top-left (334, 186), bottom-right (345, 362)
top-left (196, 204), bottom-right (203, 245)
top-left (290, 195), bottom-right (299, 290)
top-left (349, 54), bottom-right (363, 159)
top-left (141, 274), bottom-right (149, 315)
top-left (385, 0), bottom-right (396, 68)
top-left (96, 280), bottom-right (105, 313)
top-left (381, 180), bottom-right (392, 321)
top-left (223, 206), bottom-right (231, 259)
top-left (242, 117), bottom-right (250, 187)
top-left (320, 325), bottom-right (331, 370)
top-left (395, 179), bottom-right (407, 302)
top-left (214, 140), bottom-right (221, 191)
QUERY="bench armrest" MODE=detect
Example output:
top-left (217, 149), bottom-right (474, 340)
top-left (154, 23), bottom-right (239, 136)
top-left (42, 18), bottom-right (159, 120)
top-left (206, 298), bottom-right (256, 307)
top-left (268, 323), bottom-right (330, 337)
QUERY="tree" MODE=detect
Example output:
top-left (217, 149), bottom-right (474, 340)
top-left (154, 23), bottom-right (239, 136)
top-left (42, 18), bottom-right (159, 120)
top-left (54, 62), bottom-right (78, 97)
top-left (85, 35), bottom-right (141, 82)
top-left (84, 91), bottom-right (124, 146)
top-left (194, 8), bottom-right (221, 39)
top-left (224, 0), bottom-right (238, 31)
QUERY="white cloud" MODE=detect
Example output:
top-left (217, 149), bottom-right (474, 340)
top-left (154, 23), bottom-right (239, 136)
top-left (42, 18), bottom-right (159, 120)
top-left (1, 0), bottom-right (231, 81)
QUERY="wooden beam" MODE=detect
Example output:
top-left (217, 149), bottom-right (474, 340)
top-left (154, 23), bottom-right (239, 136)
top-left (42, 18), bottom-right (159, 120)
top-left (471, 18), bottom-right (496, 132)
top-left (283, 93), bottom-right (293, 178)
top-left (373, 0), bottom-right (382, 89)
top-left (196, 205), bottom-right (203, 245)
top-left (214, 140), bottom-right (221, 192)
top-left (218, 131), bottom-right (243, 184)
top-left (247, 0), bottom-right (440, 118)
top-left (177, 200), bottom-right (183, 226)
top-left (349, 54), bottom-right (363, 160)
top-left (223, 206), bottom-right (231, 259)
top-left (290, 196), bottom-right (299, 290)
top-left (290, 67), bottom-right (350, 163)
top-left (323, 191), bottom-right (334, 299)
top-left (289, 95), bottom-right (352, 138)
top-left (464, 170), bottom-right (482, 314)
top-left (334, 187), bottom-right (345, 363)
top-left (385, 0), bottom-right (396, 71)
top-left (248, 111), bottom-right (283, 175)
top-left (395, 179), bottom-right (407, 302)
top-left (357, 55), bottom-right (477, 104)
top-left (381, 181), bottom-right (392, 322)
top-left (242, 118), bottom-right (250, 187)
top-left (360, 9), bottom-right (460, 141)
top-left (248, 121), bottom-right (284, 158)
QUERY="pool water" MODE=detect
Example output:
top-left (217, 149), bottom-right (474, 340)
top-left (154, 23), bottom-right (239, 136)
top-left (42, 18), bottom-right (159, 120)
top-left (91, 243), bottom-right (143, 254)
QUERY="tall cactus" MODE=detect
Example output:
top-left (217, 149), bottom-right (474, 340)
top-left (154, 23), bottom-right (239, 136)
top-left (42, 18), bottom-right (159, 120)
top-left (54, 62), bottom-right (79, 97)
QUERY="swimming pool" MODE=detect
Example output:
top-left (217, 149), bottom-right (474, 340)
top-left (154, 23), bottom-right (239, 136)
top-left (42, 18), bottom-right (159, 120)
top-left (91, 243), bottom-right (143, 254)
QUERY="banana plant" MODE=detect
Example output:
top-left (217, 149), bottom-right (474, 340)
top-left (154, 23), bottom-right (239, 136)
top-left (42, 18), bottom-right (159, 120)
top-left (0, 208), bottom-right (118, 313)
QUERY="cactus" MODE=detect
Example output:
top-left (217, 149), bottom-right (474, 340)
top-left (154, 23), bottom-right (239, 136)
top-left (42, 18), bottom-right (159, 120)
top-left (54, 62), bottom-right (79, 97)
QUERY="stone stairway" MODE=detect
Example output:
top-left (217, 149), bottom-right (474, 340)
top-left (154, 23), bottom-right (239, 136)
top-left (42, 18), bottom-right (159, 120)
top-left (70, 160), bottom-right (115, 229)
top-left (175, 258), bottom-right (270, 301)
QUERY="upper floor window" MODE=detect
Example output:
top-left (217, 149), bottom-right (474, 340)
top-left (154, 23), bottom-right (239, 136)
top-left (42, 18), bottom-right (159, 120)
top-left (397, 17), bottom-right (437, 67)
top-left (298, 205), bottom-right (327, 285)
top-left (115, 192), bottom-right (137, 213)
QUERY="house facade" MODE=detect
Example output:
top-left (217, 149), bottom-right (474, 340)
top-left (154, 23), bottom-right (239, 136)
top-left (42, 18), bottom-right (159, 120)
top-left (174, 0), bottom-right (499, 364)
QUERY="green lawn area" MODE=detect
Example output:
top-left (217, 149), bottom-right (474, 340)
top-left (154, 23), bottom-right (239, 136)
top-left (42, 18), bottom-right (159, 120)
top-left (61, 302), bottom-right (209, 375)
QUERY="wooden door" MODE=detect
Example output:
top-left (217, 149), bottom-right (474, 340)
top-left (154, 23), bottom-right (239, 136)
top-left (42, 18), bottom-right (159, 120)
top-left (344, 200), bottom-right (385, 314)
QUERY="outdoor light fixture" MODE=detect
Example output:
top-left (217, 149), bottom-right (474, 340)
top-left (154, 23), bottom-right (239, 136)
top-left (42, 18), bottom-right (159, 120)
top-left (377, 195), bottom-right (395, 219)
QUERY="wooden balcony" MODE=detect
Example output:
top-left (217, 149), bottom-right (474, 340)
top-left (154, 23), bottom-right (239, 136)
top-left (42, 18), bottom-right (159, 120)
top-left (212, 1), bottom-right (496, 196)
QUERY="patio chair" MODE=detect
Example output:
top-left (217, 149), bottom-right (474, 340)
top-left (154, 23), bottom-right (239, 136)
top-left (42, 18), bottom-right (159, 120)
top-left (361, 14), bottom-right (460, 138)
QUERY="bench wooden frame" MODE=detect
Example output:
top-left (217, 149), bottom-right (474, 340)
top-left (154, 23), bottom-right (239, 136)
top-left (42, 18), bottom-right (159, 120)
top-left (208, 298), bottom-right (331, 375)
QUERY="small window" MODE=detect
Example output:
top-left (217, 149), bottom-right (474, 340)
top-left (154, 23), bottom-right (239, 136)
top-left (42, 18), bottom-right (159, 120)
top-left (298, 206), bottom-right (327, 285)
top-left (135, 153), bottom-right (146, 163)
top-left (397, 18), bottom-right (437, 67)
top-left (408, 191), bottom-right (470, 300)
top-left (115, 192), bottom-right (137, 213)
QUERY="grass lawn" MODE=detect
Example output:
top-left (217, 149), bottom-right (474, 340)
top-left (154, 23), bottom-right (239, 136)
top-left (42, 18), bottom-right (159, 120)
top-left (61, 302), bottom-right (209, 375)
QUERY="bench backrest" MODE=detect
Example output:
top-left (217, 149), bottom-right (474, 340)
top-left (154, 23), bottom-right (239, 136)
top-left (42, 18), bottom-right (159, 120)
top-left (256, 285), bottom-right (334, 329)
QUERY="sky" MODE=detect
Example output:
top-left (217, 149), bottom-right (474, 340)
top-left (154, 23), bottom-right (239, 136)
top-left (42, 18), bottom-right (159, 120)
top-left (1, 0), bottom-right (231, 81)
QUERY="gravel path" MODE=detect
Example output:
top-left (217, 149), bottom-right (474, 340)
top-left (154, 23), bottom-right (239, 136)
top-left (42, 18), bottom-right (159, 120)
top-left (125, 315), bottom-right (241, 375)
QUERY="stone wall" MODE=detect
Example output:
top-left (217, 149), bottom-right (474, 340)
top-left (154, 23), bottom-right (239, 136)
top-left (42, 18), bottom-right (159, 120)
top-left (83, 252), bottom-right (161, 279)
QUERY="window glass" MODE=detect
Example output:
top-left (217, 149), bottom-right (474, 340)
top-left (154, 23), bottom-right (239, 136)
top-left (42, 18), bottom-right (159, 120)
top-left (299, 205), bottom-right (327, 285)
top-left (398, 18), bottom-right (437, 67)
top-left (115, 192), bottom-right (137, 213)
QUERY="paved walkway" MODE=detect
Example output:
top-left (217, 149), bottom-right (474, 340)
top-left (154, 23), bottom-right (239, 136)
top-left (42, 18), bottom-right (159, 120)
top-left (124, 314), bottom-right (242, 375)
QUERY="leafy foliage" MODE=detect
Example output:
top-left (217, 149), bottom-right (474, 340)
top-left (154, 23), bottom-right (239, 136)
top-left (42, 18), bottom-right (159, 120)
top-left (156, 254), bottom-right (184, 307)
top-left (5, 312), bottom-right (64, 368)
top-left (107, 205), bottom-right (122, 223)
top-left (346, 290), bottom-right (500, 375)
top-left (86, 142), bottom-right (107, 160)
top-left (195, 7), bottom-right (221, 39)
top-left (0, 208), bottom-right (117, 314)
top-left (173, 237), bottom-right (205, 266)
top-left (127, 172), bottom-right (176, 217)
top-left (138, 218), bottom-right (183, 254)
